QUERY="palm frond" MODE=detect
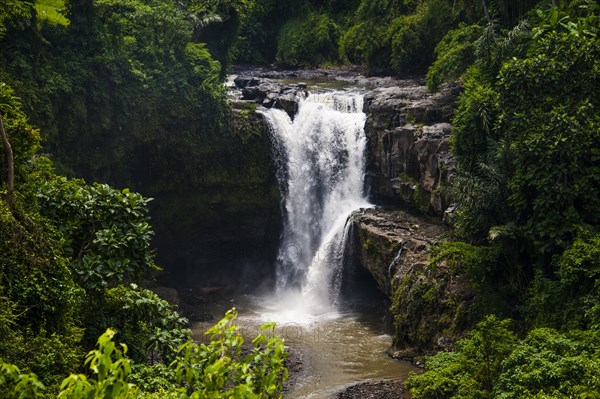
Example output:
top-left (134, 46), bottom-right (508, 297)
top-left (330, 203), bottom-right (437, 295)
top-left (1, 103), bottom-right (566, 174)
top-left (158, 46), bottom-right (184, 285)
top-left (498, 19), bottom-right (531, 59)
top-left (189, 13), bottom-right (223, 30)
top-left (475, 18), bottom-right (500, 62)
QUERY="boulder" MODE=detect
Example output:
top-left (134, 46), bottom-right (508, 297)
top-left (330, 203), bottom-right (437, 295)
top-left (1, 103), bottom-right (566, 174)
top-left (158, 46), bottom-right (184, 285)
top-left (273, 93), bottom-right (300, 118)
top-left (234, 75), bottom-right (260, 88)
top-left (233, 75), bottom-right (307, 118)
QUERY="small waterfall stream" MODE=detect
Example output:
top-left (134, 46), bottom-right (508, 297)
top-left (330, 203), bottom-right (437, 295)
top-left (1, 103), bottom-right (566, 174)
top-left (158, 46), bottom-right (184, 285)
top-left (259, 92), bottom-right (372, 320)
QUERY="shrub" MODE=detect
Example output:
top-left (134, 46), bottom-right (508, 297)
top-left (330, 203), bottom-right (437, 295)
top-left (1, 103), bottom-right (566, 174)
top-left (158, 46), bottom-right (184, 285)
top-left (340, 0), bottom-right (455, 74)
top-left (449, 67), bottom-right (499, 173)
top-left (389, 0), bottom-right (454, 73)
top-left (495, 328), bottom-right (600, 398)
top-left (430, 242), bottom-right (499, 286)
top-left (174, 308), bottom-right (287, 398)
top-left (426, 24), bottom-right (483, 91)
top-left (408, 320), bottom-right (600, 399)
top-left (96, 284), bottom-right (190, 365)
top-left (339, 20), bottom-right (391, 73)
top-left (277, 12), bottom-right (340, 66)
top-left (0, 310), bottom-right (288, 398)
top-left (557, 229), bottom-right (600, 329)
top-left (0, 362), bottom-right (45, 399)
top-left (37, 178), bottom-right (157, 290)
top-left (58, 328), bottom-right (140, 399)
top-left (406, 315), bottom-right (516, 399)
top-left (501, 27), bottom-right (600, 254)
top-left (0, 83), bottom-right (41, 174)
top-left (355, 0), bottom-right (405, 19)
top-left (18, 330), bottom-right (84, 388)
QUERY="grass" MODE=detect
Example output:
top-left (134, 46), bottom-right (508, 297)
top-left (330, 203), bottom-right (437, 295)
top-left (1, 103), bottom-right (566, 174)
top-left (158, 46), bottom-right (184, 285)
top-left (35, 0), bottom-right (69, 27)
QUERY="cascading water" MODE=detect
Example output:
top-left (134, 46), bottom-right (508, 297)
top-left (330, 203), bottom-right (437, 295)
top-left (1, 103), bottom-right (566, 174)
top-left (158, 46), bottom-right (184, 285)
top-left (260, 91), bottom-right (372, 320)
top-left (196, 77), bottom-right (417, 398)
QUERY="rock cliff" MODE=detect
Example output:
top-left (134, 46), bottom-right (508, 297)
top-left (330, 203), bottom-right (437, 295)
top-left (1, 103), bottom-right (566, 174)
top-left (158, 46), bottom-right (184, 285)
top-left (154, 102), bottom-right (281, 294)
top-left (364, 81), bottom-right (461, 214)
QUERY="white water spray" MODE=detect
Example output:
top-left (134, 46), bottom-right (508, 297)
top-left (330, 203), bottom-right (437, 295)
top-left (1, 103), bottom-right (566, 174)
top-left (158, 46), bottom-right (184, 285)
top-left (260, 91), bottom-right (372, 321)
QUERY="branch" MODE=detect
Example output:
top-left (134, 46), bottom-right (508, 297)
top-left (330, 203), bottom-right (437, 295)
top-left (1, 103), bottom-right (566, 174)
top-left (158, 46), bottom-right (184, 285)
top-left (0, 113), bottom-right (15, 211)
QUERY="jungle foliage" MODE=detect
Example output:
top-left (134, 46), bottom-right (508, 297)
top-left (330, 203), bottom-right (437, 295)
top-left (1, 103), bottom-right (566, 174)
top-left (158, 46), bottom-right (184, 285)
top-left (406, 316), bottom-right (600, 399)
top-left (0, 1), bottom-right (287, 390)
top-left (0, 82), bottom-right (287, 396)
top-left (1, 311), bottom-right (287, 399)
top-left (236, 0), bottom-right (543, 73)
top-left (406, 1), bottom-right (600, 397)
top-left (1, 0), bottom-right (282, 290)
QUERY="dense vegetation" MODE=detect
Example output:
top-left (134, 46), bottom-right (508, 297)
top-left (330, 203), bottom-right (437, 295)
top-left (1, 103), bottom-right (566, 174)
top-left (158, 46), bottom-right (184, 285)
top-left (235, 0), bottom-right (542, 74)
top-left (403, 1), bottom-right (600, 397)
top-left (0, 0), bottom-right (287, 396)
top-left (0, 83), bottom-right (287, 396)
top-left (1, 0), bottom-right (282, 290)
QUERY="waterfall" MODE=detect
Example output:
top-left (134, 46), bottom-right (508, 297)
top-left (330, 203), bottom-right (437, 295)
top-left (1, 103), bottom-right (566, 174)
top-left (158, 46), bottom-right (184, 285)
top-left (260, 91), bottom-right (372, 319)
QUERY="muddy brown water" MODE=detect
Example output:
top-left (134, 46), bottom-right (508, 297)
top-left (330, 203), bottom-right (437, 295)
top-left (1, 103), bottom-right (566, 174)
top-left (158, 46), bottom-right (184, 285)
top-left (191, 296), bottom-right (417, 398)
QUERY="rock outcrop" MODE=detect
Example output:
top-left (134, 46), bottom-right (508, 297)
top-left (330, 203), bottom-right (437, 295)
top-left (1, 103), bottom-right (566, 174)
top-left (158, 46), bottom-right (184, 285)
top-left (348, 208), bottom-right (446, 295)
top-left (233, 75), bottom-right (308, 118)
top-left (348, 208), bottom-right (477, 359)
top-left (231, 69), bottom-right (461, 216)
top-left (364, 81), bottom-right (461, 214)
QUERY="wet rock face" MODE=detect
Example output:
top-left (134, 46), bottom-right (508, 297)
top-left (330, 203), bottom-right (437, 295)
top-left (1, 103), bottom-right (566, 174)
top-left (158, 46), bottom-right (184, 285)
top-left (154, 104), bottom-right (281, 294)
top-left (364, 82), bottom-right (461, 214)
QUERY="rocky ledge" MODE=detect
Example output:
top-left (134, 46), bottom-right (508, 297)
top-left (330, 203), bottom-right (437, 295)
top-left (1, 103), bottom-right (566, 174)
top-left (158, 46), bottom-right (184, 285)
top-left (230, 68), bottom-right (461, 216)
top-left (348, 208), bottom-right (446, 295)
top-left (231, 75), bottom-right (308, 118)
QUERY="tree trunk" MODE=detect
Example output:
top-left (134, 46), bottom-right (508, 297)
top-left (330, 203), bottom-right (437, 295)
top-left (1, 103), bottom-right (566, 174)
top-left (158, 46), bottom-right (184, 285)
top-left (482, 0), bottom-right (490, 22)
top-left (0, 113), bottom-right (15, 211)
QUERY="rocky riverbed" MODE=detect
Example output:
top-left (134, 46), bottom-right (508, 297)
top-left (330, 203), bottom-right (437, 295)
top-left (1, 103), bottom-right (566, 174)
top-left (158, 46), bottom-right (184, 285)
top-left (337, 379), bottom-right (407, 399)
